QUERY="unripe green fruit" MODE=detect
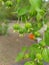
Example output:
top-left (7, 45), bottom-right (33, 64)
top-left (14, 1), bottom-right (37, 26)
top-left (25, 23), bottom-right (32, 29)
top-left (13, 24), bottom-right (20, 30)
top-left (34, 31), bottom-right (40, 37)
top-left (19, 28), bottom-right (24, 34)
top-left (36, 53), bottom-right (42, 60)
top-left (24, 53), bottom-right (29, 59)
top-left (5, 1), bottom-right (13, 7)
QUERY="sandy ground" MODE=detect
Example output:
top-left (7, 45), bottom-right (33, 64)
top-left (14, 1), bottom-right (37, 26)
top-left (0, 32), bottom-right (35, 65)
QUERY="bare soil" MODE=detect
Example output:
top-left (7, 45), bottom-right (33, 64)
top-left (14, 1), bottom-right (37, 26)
top-left (0, 32), bottom-right (35, 65)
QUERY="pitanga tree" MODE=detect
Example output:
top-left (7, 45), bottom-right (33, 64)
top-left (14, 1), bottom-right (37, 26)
top-left (13, 0), bottom-right (49, 65)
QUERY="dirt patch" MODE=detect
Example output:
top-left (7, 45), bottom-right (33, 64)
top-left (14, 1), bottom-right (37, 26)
top-left (0, 33), bottom-right (35, 65)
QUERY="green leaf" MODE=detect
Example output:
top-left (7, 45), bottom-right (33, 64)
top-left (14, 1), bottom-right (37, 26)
top-left (42, 48), bottom-right (49, 62)
top-left (30, 44), bottom-right (42, 53)
top-left (24, 61), bottom-right (35, 65)
top-left (16, 52), bottom-right (24, 62)
top-left (17, 6), bottom-right (28, 16)
top-left (32, 22), bottom-right (43, 32)
top-left (29, 0), bottom-right (42, 9)
top-left (29, 51), bottom-right (35, 60)
top-left (39, 40), bottom-right (46, 47)
top-left (16, 46), bottom-right (27, 62)
top-left (36, 61), bottom-right (44, 65)
top-left (16, 0), bottom-right (20, 3)
top-left (29, 6), bottom-right (36, 16)
top-left (45, 27), bottom-right (49, 46)
top-left (29, 44), bottom-right (42, 60)
top-left (22, 46), bottom-right (27, 52)
top-left (36, 13), bottom-right (42, 21)
top-left (21, 16), bottom-right (27, 22)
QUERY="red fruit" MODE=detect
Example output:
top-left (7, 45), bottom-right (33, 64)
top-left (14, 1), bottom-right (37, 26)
top-left (28, 34), bottom-right (35, 40)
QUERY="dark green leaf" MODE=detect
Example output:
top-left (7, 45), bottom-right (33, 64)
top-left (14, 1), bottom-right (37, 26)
top-left (29, 0), bottom-right (42, 9)
top-left (42, 48), bottom-right (49, 62)
top-left (16, 52), bottom-right (24, 62)
top-left (24, 61), bottom-right (35, 65)
top-left (17, 7), bottom-right (28, 16)
top-left (45, 27), bottom-right (49, 46)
